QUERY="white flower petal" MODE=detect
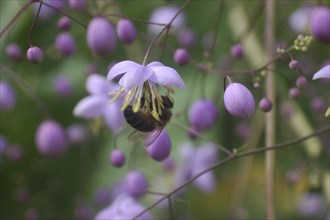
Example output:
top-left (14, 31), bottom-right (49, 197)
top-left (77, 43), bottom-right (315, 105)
top-left (147, 61), bottom-right (164, 67)
top-left (313, 64), bottom-right (330, 80)
top-left (102, 101), bottom-right (125, 134)
top-left (107, 60), bottom-right (141, 82)
top-left (118, 66), bottom-right (153, 90)
top-left (73, 95), bottom-right (106, 119)
top-left (86, 74), bottom-right (110, 95)
top-left (149, 66), bottom-right (185, 88)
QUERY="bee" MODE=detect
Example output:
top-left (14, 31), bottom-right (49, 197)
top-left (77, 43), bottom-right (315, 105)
top-left (123, 96), bottom-right (173, 146)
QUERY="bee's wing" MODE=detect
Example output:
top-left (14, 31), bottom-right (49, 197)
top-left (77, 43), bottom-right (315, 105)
top-left (127, 130), bottom-right (147, 143)
top-left (144, 128), bottom-right (163, 147)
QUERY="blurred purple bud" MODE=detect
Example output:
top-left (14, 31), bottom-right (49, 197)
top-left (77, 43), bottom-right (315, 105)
top-left (93, 188), bottom-right (112, 207)
top-left (148, 5), bottom-right (185, 34)
top-left (116, 19), bottom-right (137, 44)
top-left (5, 145), bottom-right (23, 161)
top-left (66, 124), bottom-right (89, 144)
top-left (188, 99), bottom-right (218, 131)
top-left (231, 44), bottom-right (244, 59)
top-left (55, 32), bottom-right (76, 56)
top-left (289, 87), bottom-right (300, 99)
top-left (124, 171), bottom-right (148, 197)
top-left (35, 120), bottom-right (68, 157)
top-left (259, 98), bottom-right (273, 112)
top-left (15, 187), bottom-right (30, 203)
top-left (68, 0), bottom-right (86, 11)
top-left (286, 170), bottom-right (300, 184)
top-left (110, 149), bottom-right (126, 167)
top-left (87, 17), bottom-right (116, 56)
top-left (289, 60), bottom-right (299, 70)
top-left (297, 193), bottom-right (325, 217)
top-left (224, 83), bottom-right (255, 118)
top-left (6, 43), bottom-right (22, 61)
top-left (176, 28), bottom-right (195, 48)
top-left (33, 0), bottom-right (64, 20)
top-left (288, 7), bottom-right (312, 33)
top-left (0, 135), bottom-right (7, 154)
top-left (57, 16), bottom-right (71, 31)
top-left (147, 130), bottom-right (171, 161)
top-left (54, 74), bottom-right (72, 97)
top-left (281, 103), bottom-right (294, 119)
top-left (310, 97), bottom-right (325, 113)
top-left (313, 64), bottom-right (330, 80)
top-left (161, 157), bottom-right (175, 172)
top-left (0, 82), bottom-right (16, 112)
top-left (295, 76), bottom-right (308, 88)
top-left (173, 48), bottom-right (190, 66)
top-left (235, 122), bottom-right (251, 140)
top-left (310, 7), bottom-right (330, 43)
top-left (24, 208), bottom-right (39, 220)
top-left (26, 46), bottom-right (44, 64)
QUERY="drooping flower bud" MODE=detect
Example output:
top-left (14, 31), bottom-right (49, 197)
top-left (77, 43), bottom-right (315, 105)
top-left (310, 7), bottom-right (330, 43)
top-left (53, 74), bottom-right (72, 97)
top-left (68, 0), bottom-right (86, 11)
top-left (173, 48), bottom-right (190, 66)
top-left (146, 130), bottom-right (171, 161)
top-left (289, 60), bottom-right (299, 70)
top-left (259, 98), bottom-right (273, 112)
top-left (87, 17), bottom-right (116, 56)
top-left (124, 171), bottom-right (148, 198)
top-left (116, 19), bottom-right (137, 44)
top-left (55, 32), bottom-right (76, 56)
top-left (224, 82), bottom-right (255, 118)
top-left (5, 145), bottom-right (23, 161)
top-left (310, 97), bottom-right (325, 113)
top-left (188, 99), bottom-right (218, 131)
top-left (110, 149), bottom-right (126, 167)
top-left (289, 87), bottom-right (300, 99)
top-left (35, 120), bottom-right (68, 157)
top-left (6, 43), bottom-right (22, 61)
top-left (295, 76), bottom-right (308, 88)
top-left (26, 46), bottom-right (44, 64)
top-left (230, 44), bottom-right (244, 59)
top-left (0, 135), bottom-right (7, 155)
top-left (66, 124), bottom-right (89, 144)
top-left (176, 28), bottom-right (195, 48)
top-left (0, 82), bottom-right (16, 112)
top-left (57, 16), bottom-right (71, 31)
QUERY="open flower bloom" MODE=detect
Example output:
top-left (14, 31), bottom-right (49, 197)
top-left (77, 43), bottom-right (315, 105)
top-left (107, 60), bottom-right (185, 121)
top-left (312, 64), bottom-right (330, 80)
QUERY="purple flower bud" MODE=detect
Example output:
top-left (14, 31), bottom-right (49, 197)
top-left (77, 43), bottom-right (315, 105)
top-left (0, 81), bottom-right (16, 112)
top-left (173, 48), bottom-right (190, 66)
top-left (224, 83), bottom-right (255, 118)
top-left (188, 99), bottom-right (218, 131)
top-left (5, 145), bottom-right (23, 161)
top-left (55, 32), bottom-right (76, 56)
top-left (93, 188), bottom-right (112, 207)
top-left (116, 19), bottom-right (137, 44)
top-left (310, 97), bottom-right (325, 113)
top-left (289, 60), bottom-right (299, 70)
top-left (26, 46), bottom-right (44, 64)
top-left (66, 124), bottom-right (89, 144)
top-left (235, 122), bottom-right (251, 140)
top-left (0, 135), bottom-right (7, 154)
top-left (176, 28), bottom-right (195, 48)
top-left (35, 120), bottom-right (68, 157)
top-left (124, 171), bottom-right (148, 197)
top-left (295, 76), bottom-right (308, 88)
top-left (297, 193), bottom-right (325, 217)
top-left (259, 98), bottom-right (273, 112)
top-left (54, 74), bottom-right (72, 97)
top-left (289, 87), bottom-right (300, 99)
top-left (33, 0), bottom-right (64, 20)
top-left (310, 7), bottom-right (330, 43)
top-left (87, 17), bottom-right (116, 56)
top-left (231, 44), bottom-right (244, 59)
top-left (24, 208), bottom-right (39, 220)
top-left (57, 16), bottom-right (71, 30)
top-left (110, 149), bottom-right (126, 167)
top-left (68, 0), bottom-right (87, 11)
top-left (146, 130), bottom-right (171, 161)
top-left (15, 187), bottom-right (30, 202)
top-left (6, 43), bottom-right (22, 61)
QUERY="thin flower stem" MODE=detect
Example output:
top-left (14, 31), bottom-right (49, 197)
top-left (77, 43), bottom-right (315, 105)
top-left (169, 120), bottom-right (233, 156)
top-left (264, 0), bottom-right (275, 219)
top-left (0, 64), bottom-right (50, 119)
top-left (28, 0), bottom-right (43, 46)
top-left (0, 1), bottom-right (33, 38)
top-left (133, 125), bottom-right (330, 220)
top-left (168, 196), bottom-right (174, 220)
top-left (142, 0), bottom-right (191, 65)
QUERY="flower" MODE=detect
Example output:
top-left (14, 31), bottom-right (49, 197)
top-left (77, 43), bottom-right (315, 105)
top-left (312, 64), bottom-right (330, 80)
top-left (224, 82), bottom-right (255, 118)
top-left (107, 60), bottom-right (185, 121)
top-left (95, 194), bottom-right (154, 220)
top-left (175, 142), bottom-right (219, 193)
top-left (73, 74), bottom-right (125, 134)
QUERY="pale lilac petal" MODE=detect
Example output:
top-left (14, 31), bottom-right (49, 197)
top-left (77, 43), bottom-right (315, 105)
top-left (73, 96), bottom-right (106, 119)
top-left (193, 172), bottom-right (216, 193)
top-left (118, 66), bottom-right (153, 90)
top-left (86, 74), bottom-right (110, 95)
top-left (149, 66), bottom-right (185, 88)
top-left (147, 61), bottom-right (164, 67)
top-left (194, 143), bottom-right (219, 166)
top-left (107, 60), bottom-right (141, 82)
top-left (313, 64), bottom-right (330, 80)
top-left (102, 101), bottom-right (125, 134)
